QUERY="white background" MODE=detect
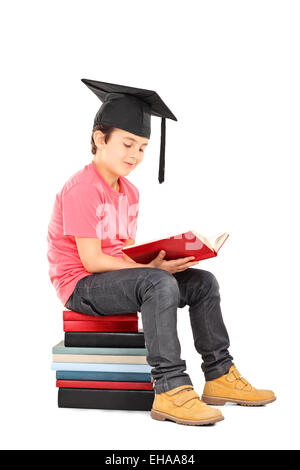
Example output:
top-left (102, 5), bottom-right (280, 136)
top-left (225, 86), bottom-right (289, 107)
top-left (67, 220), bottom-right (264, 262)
top-left (1, 0), bottom-right (299, 450)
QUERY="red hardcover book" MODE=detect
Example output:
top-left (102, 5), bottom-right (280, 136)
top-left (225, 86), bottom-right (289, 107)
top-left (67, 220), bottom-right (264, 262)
top-left (56, 380), bottom-right (153, 390)
top-left (122, 230), bottom-right (229, 264)
top-left (63, 320), bottom-right (138, 332)
top-left (63, 311), bottom-right (138, 321)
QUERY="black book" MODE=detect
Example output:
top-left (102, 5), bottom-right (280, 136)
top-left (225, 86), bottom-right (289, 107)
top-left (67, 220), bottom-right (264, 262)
top-left (58, 388), bottom-right (154, 411)
top-left (64, 331), bottom-right (146, 348)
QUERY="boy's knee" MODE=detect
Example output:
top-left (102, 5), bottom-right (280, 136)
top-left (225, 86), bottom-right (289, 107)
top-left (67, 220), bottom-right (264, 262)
top-left (144, 268), bottom-right (179, 293)
top-left (201, 270), bottom-right (220, 294)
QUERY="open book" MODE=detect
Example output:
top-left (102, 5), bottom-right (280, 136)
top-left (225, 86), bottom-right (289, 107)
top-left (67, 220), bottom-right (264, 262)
top-left (122, 230), bottom-right (229, 264)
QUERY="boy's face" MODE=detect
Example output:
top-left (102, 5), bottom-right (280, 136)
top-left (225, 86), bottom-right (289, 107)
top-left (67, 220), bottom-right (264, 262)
top-left (94, 127), bottom-right (148, 176)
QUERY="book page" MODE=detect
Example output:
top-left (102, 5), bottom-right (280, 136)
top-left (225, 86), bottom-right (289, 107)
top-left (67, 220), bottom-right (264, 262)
top-left (214, 232), bottom-right (229, 252)
top-left (190, 230), bottom-right (214, 251)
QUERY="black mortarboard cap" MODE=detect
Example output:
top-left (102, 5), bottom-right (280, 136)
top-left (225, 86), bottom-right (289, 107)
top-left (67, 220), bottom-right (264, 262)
top-left (81, 78), bottom-right (177, 183)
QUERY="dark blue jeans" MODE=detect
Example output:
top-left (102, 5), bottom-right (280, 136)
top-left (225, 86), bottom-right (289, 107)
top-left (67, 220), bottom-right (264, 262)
top-left (65, 267), bottom-right (234, 394)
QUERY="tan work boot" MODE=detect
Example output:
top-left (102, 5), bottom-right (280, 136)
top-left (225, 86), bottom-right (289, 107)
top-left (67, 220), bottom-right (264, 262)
top-left (150, 385), bottom-right (224, 425)
top-left (202, 365), bottom-right (276, 406)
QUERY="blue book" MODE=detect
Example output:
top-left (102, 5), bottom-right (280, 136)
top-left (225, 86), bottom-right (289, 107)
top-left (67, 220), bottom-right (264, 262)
top-left (56, 370), bottom-right (151, 382)
top-left (51, 362), bottom-right (152, 372)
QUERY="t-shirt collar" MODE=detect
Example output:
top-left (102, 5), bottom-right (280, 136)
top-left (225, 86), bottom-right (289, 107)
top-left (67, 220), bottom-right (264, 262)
top-left (91, 160), bottom-right (126, 198)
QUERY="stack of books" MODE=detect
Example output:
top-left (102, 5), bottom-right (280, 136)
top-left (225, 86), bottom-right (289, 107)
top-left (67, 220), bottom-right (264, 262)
top-left (51, 309), bottom-right (155, 411)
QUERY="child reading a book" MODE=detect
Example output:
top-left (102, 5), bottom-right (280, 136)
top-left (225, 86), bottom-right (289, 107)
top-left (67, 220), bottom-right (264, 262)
top-left (47, 79), bottom-right (276, 426)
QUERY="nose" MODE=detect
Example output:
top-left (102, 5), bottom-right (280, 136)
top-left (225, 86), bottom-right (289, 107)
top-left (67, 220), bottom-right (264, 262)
top-left (129, 154), bottom-right (138, 163)
top-left (131, 151), bottom-right (139, 161)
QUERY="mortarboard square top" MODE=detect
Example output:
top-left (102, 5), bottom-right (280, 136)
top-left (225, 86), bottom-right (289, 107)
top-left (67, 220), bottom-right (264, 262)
top-left (81, 78), bottom-right (177, 183)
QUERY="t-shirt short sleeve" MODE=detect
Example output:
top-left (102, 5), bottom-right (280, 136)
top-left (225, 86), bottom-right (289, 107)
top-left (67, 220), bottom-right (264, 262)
top-left (62, 183), bottom-right (103, 238)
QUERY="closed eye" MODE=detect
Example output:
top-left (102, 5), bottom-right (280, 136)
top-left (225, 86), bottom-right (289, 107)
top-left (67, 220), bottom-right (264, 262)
top-left (124, 144), bottom-right (144, 152)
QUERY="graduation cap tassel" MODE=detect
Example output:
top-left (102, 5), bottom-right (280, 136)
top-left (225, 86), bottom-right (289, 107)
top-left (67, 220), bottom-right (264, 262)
top-left (158, 117), bottom-right (166, 184)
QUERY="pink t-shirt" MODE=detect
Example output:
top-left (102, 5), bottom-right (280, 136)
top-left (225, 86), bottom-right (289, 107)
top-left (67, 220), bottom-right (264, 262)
top-left (47, 160), bottom-right (139, 306)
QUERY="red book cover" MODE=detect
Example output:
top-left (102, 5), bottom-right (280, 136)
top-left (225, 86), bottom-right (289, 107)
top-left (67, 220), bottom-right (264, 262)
top-left (63, 320), bottom-right (138, 332)
top-left (56, 380), bottom-right (153, 390)
top-left (63, 310), bottom-right (138, 321)
top-left (122, 230), bottom-right (229, 264)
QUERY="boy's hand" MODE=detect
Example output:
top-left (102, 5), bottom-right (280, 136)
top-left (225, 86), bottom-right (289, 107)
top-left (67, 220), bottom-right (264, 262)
top-left (147, 250), bottom-right (199, 274)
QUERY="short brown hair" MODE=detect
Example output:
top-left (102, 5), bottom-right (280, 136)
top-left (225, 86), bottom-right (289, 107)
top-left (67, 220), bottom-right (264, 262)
top-left (91, 124), bottom-right (115, 154)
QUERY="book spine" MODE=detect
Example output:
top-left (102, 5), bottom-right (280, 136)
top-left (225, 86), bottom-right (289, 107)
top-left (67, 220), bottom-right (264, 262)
top-left (64, 332), bottom-right (146, 348)
top-left (63, 320), bottom-right (138, 332)
top-left (56, 380), bottom-right (154, 390)
top-left (63, 311), bottom-right (138, 321)
top-left (56, 370), bottom-right (151, 382)
top-left (58, 388), bottom-right (155, 411)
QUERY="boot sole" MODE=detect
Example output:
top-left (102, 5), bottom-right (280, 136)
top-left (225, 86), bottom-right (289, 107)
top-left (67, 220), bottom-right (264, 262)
top-left (150, 409), bottom-right (224, 426)
top-left (201, 394), bottom-right (277, 407)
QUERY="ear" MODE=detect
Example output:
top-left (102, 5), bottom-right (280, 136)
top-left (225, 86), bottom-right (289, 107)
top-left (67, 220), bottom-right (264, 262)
top-left (93, 130), bottom-right (105, 149)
